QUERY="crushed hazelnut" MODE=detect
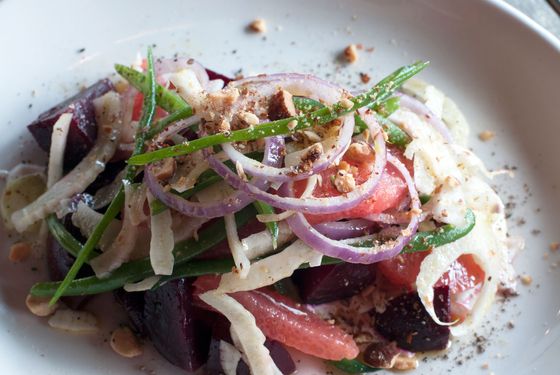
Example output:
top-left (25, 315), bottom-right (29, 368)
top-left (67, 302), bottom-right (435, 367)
top-left (268, 89), bottom-right (297, 120)
top-left (235, 161), bottom-right (248, 182)
top-left (478, 130), bottom-right (495, 141)
top-left (152, 158), bottom-right (176, 181)
top-left (359, 72), bottom-right (371, 84)
top-left (393, 355), bottom-right (418, 370)
top-left (248, 18), bottom-right (266, 33)
top-left (9, 242), bottom-right (32, 262)
top-left (343, 44), bottom-right (359, 63)
top-left (520, 274), bottom-right (532, 285)
top-left (346, 141), bottom-right (373, 162)
top-left (340, 98), bottom-right (354, 109)
top-left (287, 120), bottom-right (298, 130)
top-left (48, 309), bottom-right (99, 333)
top-left (296, 143), bottom-right (323, 174)
top-left (26, 294), bottom-right (59, 317)
top-left (334, 170), bottom-right (356, 193)
top-left (111, 326), bottom-right (143, 358)
top-left (549, 242), bottom-right (559, 251)
top-left (238, 111), bottom-right (260, 126)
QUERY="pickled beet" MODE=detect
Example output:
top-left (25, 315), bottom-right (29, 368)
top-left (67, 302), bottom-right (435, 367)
top-left (292, 263), bottom-right (376, 304)
top-left (113, 289), bottom-right (146, 336)
top-left (143, 278), bottom-right (211, 371)
top-left (27, 79), bottom-right (114, 168)
top-left (374, 286), bottom-right (450, 352)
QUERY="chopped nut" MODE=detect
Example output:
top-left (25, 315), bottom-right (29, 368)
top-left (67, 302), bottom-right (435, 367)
top-left (287, 120), bottom-right (298, 130)
top-left (481, 363), bottom-right (490, 369)
top-left (359, 72), bottom-right (371, 84)
top-left (393, 355), bottom-right (418, 370)
top-left (152, 158), bottom-right (176, 181)
top-left (26, 294), bottom-right (59, 317)
top-left (550, 242), bottom-right (559, 251)
top-left (334, 170), bottom-right (356, 193)
top-left (235, 161), bottom-right (248, 182)
top-left (345, 141), bottom-right (373, 162)
top-left (478, 130), bottom-right (495, 141)
top-left (248, 18), bottom-right (266, 33)
top-left (295, 143), bottom-right (323, 174)
top-left (343, 44), bottom-right (359, 63)
top-left (302, 130), bottom-right (322, 142)
top-left (48, 309), bottom-right (99, 333)
top-left (238, 111), bottom-right (260, 126)
top-left (340, 98), bottom-right (354, 109)
top-left (268, 89), bottom-right (297, 120)
top-left (9, 242), bottom-right (32, 262)
top-left (111, 326), bottom-right (143, 358)
top-left (520, 274), bottom-right (532, 285)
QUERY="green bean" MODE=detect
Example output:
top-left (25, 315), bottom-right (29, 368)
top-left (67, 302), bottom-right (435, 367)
top-left (374, 96), bottom-right (400, 117)
top-left (46, 215), bottom-right (98, 260)
top-left (252, 200), bottom-right (279, 249)
top-left (402, 209), bottom-right (476, 253)
top-left (374, 114), bottom-right (410, 147)
top-left (128, 61), bottom-right (429, 166)
top-left (48, 49), bottom-right (159, 306)
top-left (115, 64), bottom-right (192, 115)
top-left (31, 206), bottom-right (255, 298)
top-left (419, 194), bottom-right (431, 205)
top-left (327, 359), bottom-right (380, 374)
top-left (35, 208), bottom-right (473, 298)
top-left (293, 96), bottom-right (409, 147)
top-left (146, 107), bottom-right (196, 140)
top-left (149, 174), bottom-right (222, 215)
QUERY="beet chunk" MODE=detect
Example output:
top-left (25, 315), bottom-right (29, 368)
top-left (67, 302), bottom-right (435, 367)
top-left (27, 79), bottom-right (114, 168)
top-left (206, 314), bottom-right (296, 375)
top-left (113, 289), bottom-right (146, 337)
top-left (143, 279), bottom-right (211, 371)
top-left (292, 263), bottom-right (376, 304)
top-left (374, 286), bottom-right (450, 352)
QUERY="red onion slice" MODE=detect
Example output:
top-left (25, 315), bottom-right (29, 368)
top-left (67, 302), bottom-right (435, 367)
top-left (145, 138), bottom-right (282, 218)
top-left (231, 73), bottom-right (345, 105)
top-left (206, 122), bottom-right (386, 215)
top-left (313, 219), bottom-right (375, 240)
top-left (222, 73), bottom-right (353, 182)
top-left (396, 93), bottom-right (453, 143)
top-left (145, 167), bottom-right (254, 218)
top-left (285, 154), bottom-right (421, 264)
top-left (221, 114), bottom-right (354, 182)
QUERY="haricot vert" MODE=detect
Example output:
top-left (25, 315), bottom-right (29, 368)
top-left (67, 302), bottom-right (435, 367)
top-left (126, 61), bottom-right (429, 166)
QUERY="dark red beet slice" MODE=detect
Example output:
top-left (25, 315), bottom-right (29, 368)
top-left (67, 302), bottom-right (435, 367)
top-left (27, 79), bottom-right (114, 168)
top-left (374, 286), bottom-right (450, 352)
top-left (205, 313), bottom-right (296, 375)
top-left (143, 278), bottom-right (211, 371)
top-left (113, 289), bottom-right (146, 337)
top-left (85, 161), bottom-right (126, 196)
top-left (292, 263), bottom-right (376, 304)
top-left (205, 68), bottom-right (233, 85)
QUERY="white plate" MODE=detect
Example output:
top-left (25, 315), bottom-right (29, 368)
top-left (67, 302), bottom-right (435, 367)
top-left (1, 0), bottom-right (559, 374)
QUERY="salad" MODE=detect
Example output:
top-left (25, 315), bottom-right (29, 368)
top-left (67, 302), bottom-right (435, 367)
top-left (1, 49), bottom-right (519, 374)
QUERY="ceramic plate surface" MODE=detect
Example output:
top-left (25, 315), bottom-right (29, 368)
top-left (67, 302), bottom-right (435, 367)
top-left (1, 0), bottom-right (559, 374)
